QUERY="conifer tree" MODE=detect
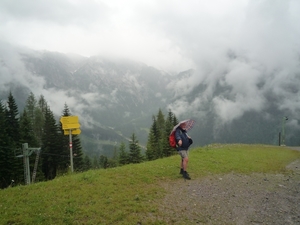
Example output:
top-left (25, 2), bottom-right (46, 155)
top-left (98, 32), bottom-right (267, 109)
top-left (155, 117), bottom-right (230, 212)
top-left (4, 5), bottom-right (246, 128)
top-left (166, 109), bottom-right (175, 134)
top-left (99, 155), bottom-right (108, 169)
top-left (164, 109), bottom-right (177, 156)
top-left (25, 92), bottom-right (44, 145)
top-left (41, 106), bottom-right (63, 180)
top-left (161, 128), bottom-right (171, 157)
top-left (146, 109), bottom-right (179, 160)
top-left (146, 118), bottom-right (157, 161)
top-left (20, 109), bottom-right (38, 147)
top-left (0, 101), bottom-right (13, 188)
top-left (6, 92), bottom-right (20, 144)
top-left (83, 155), bottom-right (92, 171)
top-left (72, 135), bottom-right (84, 172)
top-left (172, 113), bottom-right (179, 127)
top-left (35, 95), bottom-right (47, 145)
top-left (118, 142), bottom-right (128, 165)
top-left (107, 145), bottom-right (118, 168)
top-left (151, 116), bottom-right (161, 159)
top-left (5, 92), bottom-right (23, 185)
top-left (107, 158), bottom-right (118, 168)
top-left (92, 156), bottom-right (99, 169)
top-left (25, 92), bottom-right (36, 125)
top-left (156, 109), bottom-right (165, 158)
top-left (128, 133), bottom-right (143, 164)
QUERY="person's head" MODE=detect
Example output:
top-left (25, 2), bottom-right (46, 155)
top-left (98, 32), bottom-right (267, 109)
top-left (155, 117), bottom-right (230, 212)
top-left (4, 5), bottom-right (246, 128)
top-left (180, 123), bottom-right (186, 130)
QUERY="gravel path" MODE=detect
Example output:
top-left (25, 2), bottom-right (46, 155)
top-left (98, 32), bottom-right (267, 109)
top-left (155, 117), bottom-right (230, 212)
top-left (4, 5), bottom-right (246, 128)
top-left (159, 159), bottom-right (300, 225)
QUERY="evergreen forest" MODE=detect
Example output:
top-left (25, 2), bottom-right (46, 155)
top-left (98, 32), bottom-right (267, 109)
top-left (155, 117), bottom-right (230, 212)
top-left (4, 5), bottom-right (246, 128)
top-left (0, 92), bottom-right (179, 189)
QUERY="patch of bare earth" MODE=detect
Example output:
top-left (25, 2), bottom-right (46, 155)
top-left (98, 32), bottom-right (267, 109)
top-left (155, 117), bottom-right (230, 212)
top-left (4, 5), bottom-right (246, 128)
top-left (158, 160), bottom-right (300, 224)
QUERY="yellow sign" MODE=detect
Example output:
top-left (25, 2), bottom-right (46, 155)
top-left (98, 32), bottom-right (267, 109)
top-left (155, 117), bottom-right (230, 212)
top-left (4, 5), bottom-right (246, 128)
top-left (60, 116), bottom-right (79, 124)
top-left (63, 123), bottom-right (80, 130)
top-left (64, 129), bottom-right (81, 135)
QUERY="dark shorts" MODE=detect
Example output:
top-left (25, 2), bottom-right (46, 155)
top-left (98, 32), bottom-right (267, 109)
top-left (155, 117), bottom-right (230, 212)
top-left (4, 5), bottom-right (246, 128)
top-left (178, 150), bottom-right (188, 159)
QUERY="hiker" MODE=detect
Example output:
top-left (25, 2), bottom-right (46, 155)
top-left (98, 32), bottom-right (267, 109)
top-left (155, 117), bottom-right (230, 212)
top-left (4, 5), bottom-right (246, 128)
top-left (175, 122), bottom-right (193, 180)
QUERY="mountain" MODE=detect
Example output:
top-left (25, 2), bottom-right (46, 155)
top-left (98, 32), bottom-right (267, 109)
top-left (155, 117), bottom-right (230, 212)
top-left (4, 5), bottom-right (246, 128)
top-left (1, 48), bottom-right (176, 157)
top-left (1, 45), bottom-right (300, 158)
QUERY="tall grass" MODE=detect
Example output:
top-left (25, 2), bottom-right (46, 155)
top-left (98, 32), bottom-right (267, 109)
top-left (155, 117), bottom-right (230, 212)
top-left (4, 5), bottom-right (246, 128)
top-left (0, 144), bottom-right (299, 224)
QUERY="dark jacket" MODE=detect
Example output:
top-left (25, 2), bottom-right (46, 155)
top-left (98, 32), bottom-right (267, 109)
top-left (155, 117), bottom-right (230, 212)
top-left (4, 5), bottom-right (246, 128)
top-left (175, 127), bottom-right (191, 151)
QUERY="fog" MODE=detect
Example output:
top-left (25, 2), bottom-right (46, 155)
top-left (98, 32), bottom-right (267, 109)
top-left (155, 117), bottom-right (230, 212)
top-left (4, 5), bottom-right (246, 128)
top-left (1, 0), bottom-right (300, 126)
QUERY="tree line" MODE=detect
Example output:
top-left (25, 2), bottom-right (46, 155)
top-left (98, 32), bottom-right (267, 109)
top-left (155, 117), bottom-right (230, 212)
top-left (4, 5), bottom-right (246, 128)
top-left (0, 92), bottom-right (179, 189)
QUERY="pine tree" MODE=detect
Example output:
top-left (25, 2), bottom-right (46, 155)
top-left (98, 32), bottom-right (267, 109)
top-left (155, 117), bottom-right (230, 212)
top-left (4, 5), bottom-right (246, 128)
top-left (41, 107), bottom-right (63, 180)
top-left (25, 92), bottom-right (36, 125)
top-left (6, 92), bottom-right (20, 144)
top-left (172, 113), bottom-right (179, 127)
top-left (146, 120), bottom-right (157, 161)
top-left (0, 101), bottom-right (13, 188)
top-left (20, 109), bottom-right (38, 147)
top-left (107, 158), bottom-right (118, 168)
top-left (72, 134), bottom-right (84, 172)
top-left (118, 142), bottom-right (128, 165)
top-left (5, 92), bottom-right (23, 185)
top-left (164, 109), bottom-right (177, 156)
top-left (166, 109), bottom-right (175, 134)
top-left (156, 109), bottom-right (166, 158)
top-left (146, 109), bottom-right (179, 161)
top-left (35, 95), bottom-right (47, 145)
top-left (83, 155), bottom-right (92, 171)
top-left (99, 155), bottom-right (108, 169)
top-left (151, 116), bottom-right (161, 159)
top-left (25, 92), bottom-right (44, 146)
top-left (92, 156), bottom-right (99, 169)
top-left (161, 128), bottom-right (171, 157)
top-left (107, 146), bottom-right (118, 168)
top-left (128, 133), bottom-right (143, 164)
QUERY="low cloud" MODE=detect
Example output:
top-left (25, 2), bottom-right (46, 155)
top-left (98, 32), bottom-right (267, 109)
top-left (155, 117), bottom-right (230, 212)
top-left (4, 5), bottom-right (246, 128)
top-left (1, 0), bottom-right (300, 128)
top-left (167, 0), bottom-right (300, 124)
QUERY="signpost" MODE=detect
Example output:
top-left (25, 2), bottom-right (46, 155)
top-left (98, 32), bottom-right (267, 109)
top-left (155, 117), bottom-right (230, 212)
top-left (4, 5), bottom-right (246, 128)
top-left (64, 129), bottom-right (81, 135)
top-left (60, 116), bottom-right (81, 172)
top-left (63, 123), bottom-right (80, 130)
top-left (60, 116), bottom-right (79, 124)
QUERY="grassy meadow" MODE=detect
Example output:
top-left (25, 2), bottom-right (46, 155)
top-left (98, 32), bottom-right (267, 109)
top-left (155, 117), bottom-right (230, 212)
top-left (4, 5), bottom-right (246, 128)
top-left (1, 144), bottom-right (299, 224)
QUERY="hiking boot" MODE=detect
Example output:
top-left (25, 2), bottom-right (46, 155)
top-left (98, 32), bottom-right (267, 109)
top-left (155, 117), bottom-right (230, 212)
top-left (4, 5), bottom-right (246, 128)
top-left (180, 168), bottom-right (184, 175)
top-left (183, 171), bottom-right (191, 180)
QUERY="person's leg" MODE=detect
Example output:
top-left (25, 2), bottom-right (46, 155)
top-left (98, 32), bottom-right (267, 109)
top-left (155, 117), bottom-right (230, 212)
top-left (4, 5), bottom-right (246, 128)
top-left (183, 157), bottom-right (191, 179)
top-left (178, 150), bottom-right (191, 179)
top-left (180, 159), bottom-right (184, 174)
top-left (182, 156), bottom-right (189, 171)
top-left (179, 151), bottom-right (185, 174)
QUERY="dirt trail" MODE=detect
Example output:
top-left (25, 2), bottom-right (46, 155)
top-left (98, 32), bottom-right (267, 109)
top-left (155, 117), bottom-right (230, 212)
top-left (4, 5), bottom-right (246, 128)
top-left (159, 158), bottom-right (300, 225)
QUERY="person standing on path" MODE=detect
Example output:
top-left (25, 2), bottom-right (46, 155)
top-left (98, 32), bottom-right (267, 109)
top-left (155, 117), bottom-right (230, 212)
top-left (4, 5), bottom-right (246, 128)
top-left (175, 122), bottom-right (193, 180)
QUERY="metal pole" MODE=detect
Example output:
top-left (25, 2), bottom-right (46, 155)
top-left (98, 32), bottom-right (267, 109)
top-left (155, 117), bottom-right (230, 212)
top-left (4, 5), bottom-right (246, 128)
top-left (281, 116), bottom-right (288, 146)
top-left (22, 143), bottom-right (31, 185)
top-left (69, 130), bottom-right (74, 172)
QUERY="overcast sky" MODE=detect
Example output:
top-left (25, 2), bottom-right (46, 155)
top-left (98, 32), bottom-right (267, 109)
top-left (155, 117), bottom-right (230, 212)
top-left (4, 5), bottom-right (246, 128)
top-left (1, 0), bottom-right (297, 73)
top-left (1, 0), bottom-right (300, 125)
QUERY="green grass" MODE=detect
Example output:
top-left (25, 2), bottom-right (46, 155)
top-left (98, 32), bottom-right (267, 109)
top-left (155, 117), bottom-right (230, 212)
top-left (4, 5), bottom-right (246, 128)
top-left (1, 144), bottom-right (299, 224)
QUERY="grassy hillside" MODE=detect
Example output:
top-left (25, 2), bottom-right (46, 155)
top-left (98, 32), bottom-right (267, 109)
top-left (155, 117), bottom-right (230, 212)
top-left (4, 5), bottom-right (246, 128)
top-left (1, 144), bottom-right (299, 224)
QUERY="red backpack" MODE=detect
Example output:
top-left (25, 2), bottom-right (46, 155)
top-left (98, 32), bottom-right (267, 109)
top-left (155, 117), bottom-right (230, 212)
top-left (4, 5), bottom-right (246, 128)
top-left (169, 132), bottom-right (177, 148)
